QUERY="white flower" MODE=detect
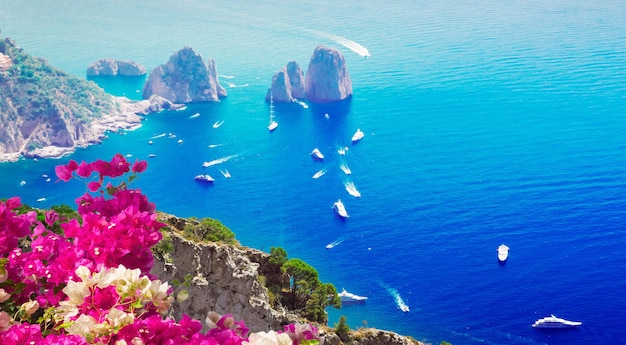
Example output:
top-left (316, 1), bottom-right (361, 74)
top-left (62, 279), bottom-right (90, 306)
top-left (106, 308), bottom-right (135, 328)
top-left (0, 311), bottom-right (11, 332)
top-left (67, 314), bottom-right (99, 338)
top-left (21, 300), bottom-right (39, 315)
top-left (244, 330), bottom-right (292, 345)
top-left (0, 288), bottom-right (10, 303)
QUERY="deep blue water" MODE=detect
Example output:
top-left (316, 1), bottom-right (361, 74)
top-left (2, 1), bottom-right (626, 344)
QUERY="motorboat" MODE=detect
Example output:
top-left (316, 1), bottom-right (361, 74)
top-left (311, 148), bottom-right (324, 160)
top-left (532, 315), bottom-right (582, 328)
top-left (338, 289), bottom-right (367, 305)
top-left (497, 244), bottom-right (509, 262)
top-left (268, 93), bottom-right (278, 132)
top-left (194, 174), bottom-right (214, 183)
top-left (399, 304), bottom-right (410, 313)
top-left (177, 139), bottom-right (183, 144)
top-left (189, 112), bottom-right (200, 119)
top-left (333, 199), bottom-right (349, 218)
top-left (344, 182), bottom-right (361, 198)
top-left (148, 154), bottom-right (157, 158)
top-left (213, 120), bottom-right (224, 129)
top-left (351, 129), bottom-right (365, 143)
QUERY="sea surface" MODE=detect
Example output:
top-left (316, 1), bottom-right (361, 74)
top-left (2, 1), bottom-right (626, 344)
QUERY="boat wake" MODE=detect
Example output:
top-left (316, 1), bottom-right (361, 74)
top-left (312, 168), bottom-right (327, 179)
top-left (213, 120), bottom-right (224, 128)
top-left (149, 133), bottom-right (166, 139)
top-left (208, 143), bottom-right (226, 148)
top-left (296, 100), bottom-right (309, 109)
top-left (306, 29), bottom-right (371, 57)
top-left (202, 154), bottom-right (238, 167)
top-left (379, 282), bottom-right (410, 312)
top-left (189, 113), bottom-right (200, 119)
top-left (220, 169), bottom-right (231, 178)
top-left (220, 75), bottom-right (235, 79)
top-left (340, 164), bottom-right (352, 175)
top-left (344, 181), bottom-right (361, 198)
top-left (325, 238), bottom-right (345, 249)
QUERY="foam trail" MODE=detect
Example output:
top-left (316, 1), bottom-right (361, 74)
top-left (306, 28), bottom-right (371, 57)
top-left (208, 143), bottom-right (226, 148)
top-left (378, 281), bottom-right (410, 312)
top-left (149, 133), bottom-right (166, 139)
top-left (202, 154), bottom-right (238, 167)
top-left (325, 238), bottom-right (345, 249)
top-left (344, 181), bottom-right (361, 198)
top-left (220, 75), bottom-right (235, 79)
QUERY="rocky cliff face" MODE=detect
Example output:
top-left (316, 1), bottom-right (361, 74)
top-left (142, 47), bottom-right (227, 103)
top-left (86, 58), bottom-right (146, 76)
top-left (265, 61), bottom-right (305, 103)
top-left (304, 46), bottom-right (352, 103)
top-left (152, 215), bottom-right (425, 345)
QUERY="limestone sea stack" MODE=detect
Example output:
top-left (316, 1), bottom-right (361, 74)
top-left (304, 46), bottom-right (352, 103)
top-left (142, 47), bottom-right (226, 103)
top-left (86, 58), bottom-right (146, 76)
top-left (265, 61), bottom-right (305, 103)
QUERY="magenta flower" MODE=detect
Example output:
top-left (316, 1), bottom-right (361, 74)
top-left (76, 161), bottom-right (93, 178)
top-left (132, 159), bottom-right (148, 173)
top-left (55, 160), bottom-right (79, 182)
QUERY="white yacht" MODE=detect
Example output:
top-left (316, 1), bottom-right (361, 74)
top-left (311, 148), bottom-right (324, 160)
top-left (351, 129), bottom-right (365, 143)
top-left (338, 289), bottom-right (368, 305)
top-left (312, 169), bottom-right (326, 179)
top-left (189, 112), bottom-right (200, 119)
top-left (497, 244), bottom-right (509, 262)
top-left (340, 164), bottom-right (352, 175)
top-left (268, 93), bottom-right (278, 132)
top-left (532, 315), bottom-right (582, 328)
top-left (194, 174), bottom-right (214, 183)
top-left (333, 199), bottom-right (349, 218)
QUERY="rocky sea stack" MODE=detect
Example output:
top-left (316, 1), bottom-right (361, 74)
top-left (305, 46), bottom-right (352, 103)
top-left (265, 61), bottom-right (305, 103)
top-left (142, 47), bottom-right (226, 103)
top-left (86, 58), bottom-right (146, 76)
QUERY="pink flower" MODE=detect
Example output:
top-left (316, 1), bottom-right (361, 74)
top-left (45, 210), bottom-right (59, 226)
top-left (132, 160), bottom-right (148, 173)
top-left (55, 160), bottom-right (79, 182)
top-left (76, 161), bottom-right (93, 178)
top-left (87, 181), bottom-right (101, 192)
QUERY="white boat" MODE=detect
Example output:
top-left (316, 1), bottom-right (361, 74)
top-left (311, 148), bottom-right (324, 160)
top-left (268, 93), bottom-right (278, 132)
top-left (189, 112), bottom-right (200, 119)
top-left (400, 304), bottom-right (410, 313)
top-left (532, 315), bottom-right (582, 328)
top-left (344, 182), bottom-right (361, 198)
top-left (220, 169), bottom-right (231, 178)
top-left (194, 174), bottom-right (215, 183)
top-left (148, 154), bottom-right (157, 158)
top-left (213, 120), bottom-right (224, 128)
top-left (340, 164), bottom-right (352, 175)
top-left (148, 140), bottom-right (153, 145)
top-left (312, 169), bottom-right (326, 179)
top-left (351, 129), bottom-right (365, 143)
top-left (36, 197), bottom-right (46, 202)
top-left (177, 139), bottom-right (183, 144)
top-left (333, 199), bottom-right (349, 218)
top-left (497, 244), bottom-right (509, 262)
top-left (19, 180), bottom-right (26, 186)
top-left (338, 289), bottom-right (368, 305)
top-left (337, 147), bottom-right (346, 155)
top-left (296, 100), bottom-right (309, 109)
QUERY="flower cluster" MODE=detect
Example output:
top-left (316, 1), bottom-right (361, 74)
top-left (0, 154), bottom-right (320, 345)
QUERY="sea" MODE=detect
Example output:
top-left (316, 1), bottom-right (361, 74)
top-left (1, 1), bottom-right (626, 344)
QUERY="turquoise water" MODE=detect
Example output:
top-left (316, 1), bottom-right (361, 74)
top-left (2, 1), bottom-right (626, 344)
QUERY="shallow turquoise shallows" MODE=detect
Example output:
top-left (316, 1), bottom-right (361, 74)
top-left (1, 1), bottom-right (626, 344)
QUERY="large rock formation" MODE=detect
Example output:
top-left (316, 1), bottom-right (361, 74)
top-left (142, 47), bottom-right (226, 103)
top-left (86, 58), bottom-right (146, 76)
top-left (265, 61), bottom-right (305, 103)
top-left (304, 46), bottom-right (352, 103)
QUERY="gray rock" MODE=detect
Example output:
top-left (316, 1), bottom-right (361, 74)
top-left (142, 47), bottom-right (227, 103)
top-left (265, 61), bottom-right (305, 103)
top-left (305, 46), bottom-right (352, 103)
top-left (86, 58), bottom-right (146, 76)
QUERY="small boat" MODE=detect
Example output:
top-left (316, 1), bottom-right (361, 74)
top-left (532, 315), bottom-right (582, 328)
top-left (296, 100), bottom-right (309, 109)
top-left (194, 174), bottom-right (215, 183)
top-left (36, 197), bottom-right (46, 202)
top-left (344, 182), bottom-right (361, 198)
top-left (311, 148), bottom-right (324, 160)
top-left (148, 140), bottom-right (153, 145)
top-left (213, 120), bottom-right (224, 129)
top-left (325, 113), bottom-right (330, 119)
top-left (312, 169), bottom-right (326, 179)
top-left (337, 147), bottom-right (346, 155)
top-left (400, 304), bottom-right (410, 313)
top-left (168, 133), bottom-right (177, 139)
top-left (333, 199), bottom-right (349, 218)
top-left (268, 93), bottom-right (278, 132)
top-left (19, 180), bottom-right (26, 186)
top-left (338, 289), bottom-right (368, 305)
top-left (189, 112), bottom-right (200, 119)
top-left (351, 129), bottom-right (365, 143)
top-left (497, 244), bottom-right (509, 262)
top-left (148, 154), bottom-right (157, 158)
top-left (178, 139), bottom-right (183, 144)
top-left (340, 164), bottom-right (352, 175)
